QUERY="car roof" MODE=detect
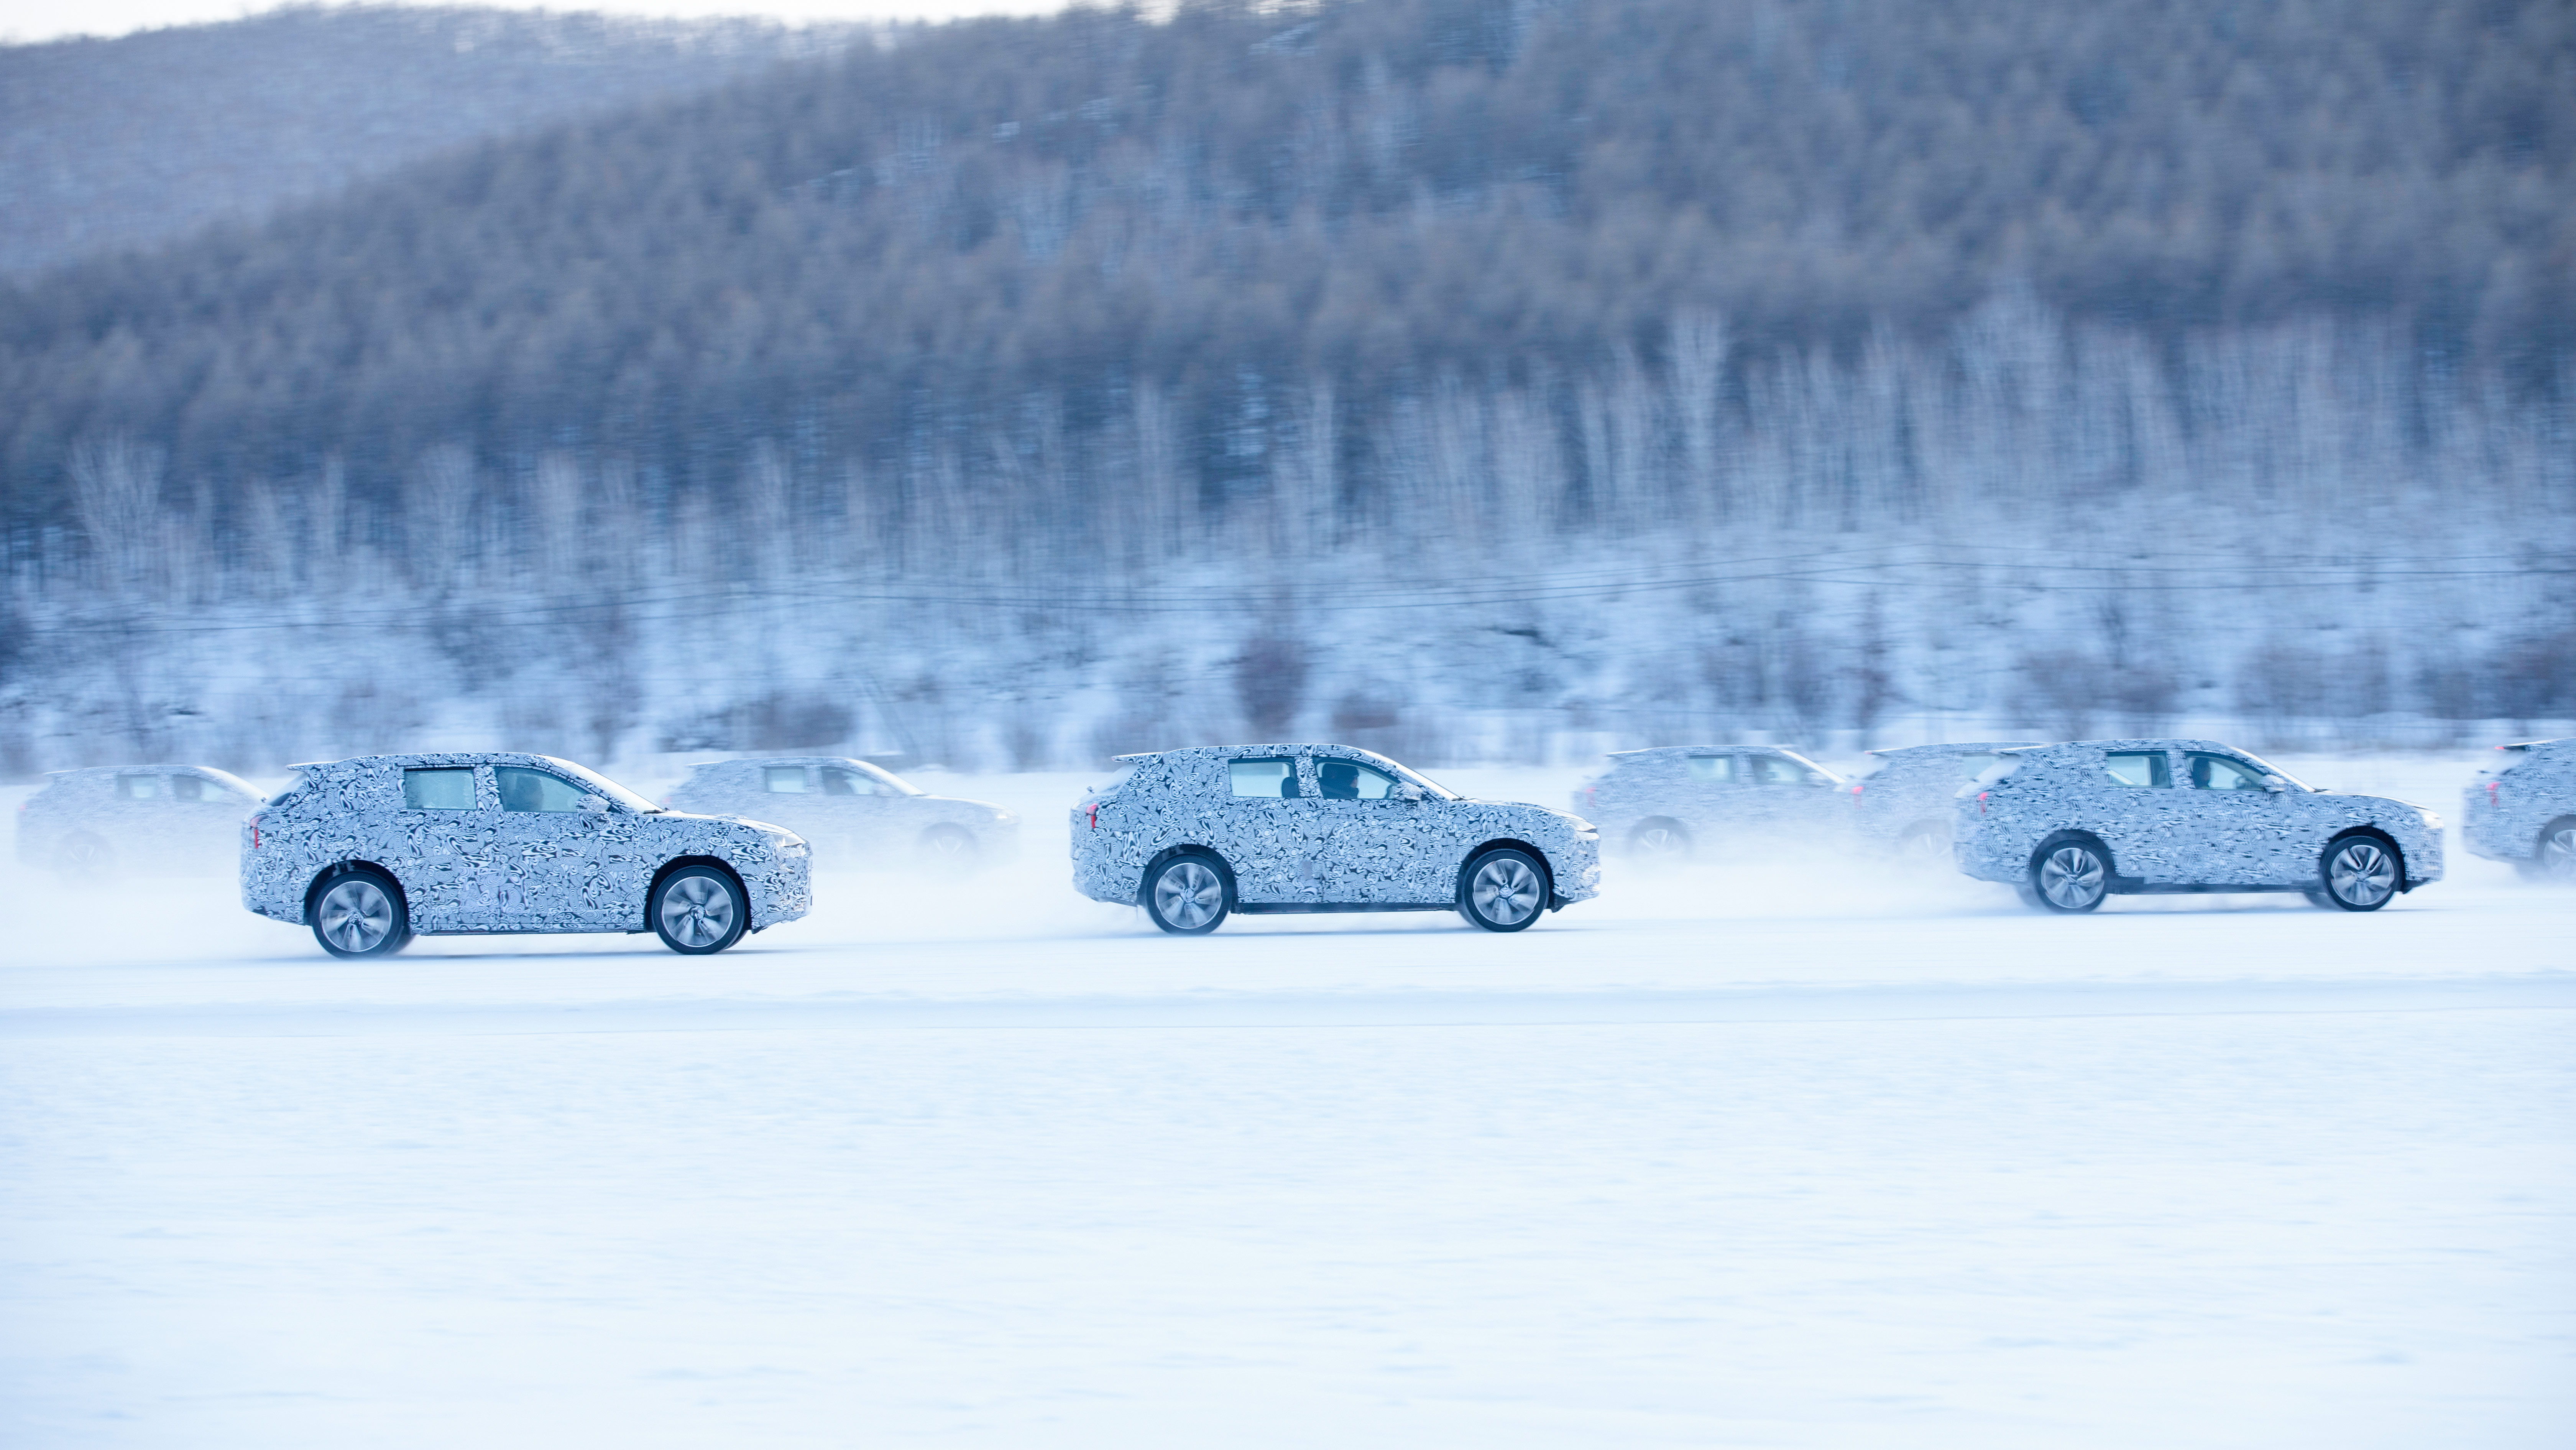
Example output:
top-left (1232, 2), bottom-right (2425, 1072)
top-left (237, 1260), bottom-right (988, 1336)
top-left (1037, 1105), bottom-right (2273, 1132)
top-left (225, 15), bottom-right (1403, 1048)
top-left (2494, 738), bottom-right (2571, 753)
top-left (1864, 741), bottom-right (2045, 757)
top-left (1603, 744), bottom-right (1809, 759)
top-left (2006, 738), bottom-right (2254, 755)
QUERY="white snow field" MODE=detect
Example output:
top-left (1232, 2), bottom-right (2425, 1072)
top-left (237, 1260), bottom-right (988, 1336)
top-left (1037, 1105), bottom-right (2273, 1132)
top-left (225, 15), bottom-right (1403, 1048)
top-left (5, 756), bottom-right (2573, 1448)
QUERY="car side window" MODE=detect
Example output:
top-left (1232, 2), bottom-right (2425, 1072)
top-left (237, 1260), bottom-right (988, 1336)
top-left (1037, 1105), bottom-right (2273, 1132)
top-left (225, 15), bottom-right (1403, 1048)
top-left (117, 772), bottom-right (161, 800)
top-left (169, 773), bottom-right (207, 802)
top-left (819, 767), bottom-right (874, 796)
top-left (1316, 758), bottom-right (1396, 800)
top-left (763, 766), bottom-right (810, 794)
top-left (2103, 752), bottom-right (2172, 788)
top-left (1686, 755), bottom-right (1733, 783)
top-left (1229, 758), bottom-right (1300, 798)
top-left (2187, 753), bottom-right (2265, 791)
top-left (402, 768), bottom-right (478, 810)
top-left (1747, 756), bottom-right (1806, 786)
top-left (495, 766), bottom-right (588, 812)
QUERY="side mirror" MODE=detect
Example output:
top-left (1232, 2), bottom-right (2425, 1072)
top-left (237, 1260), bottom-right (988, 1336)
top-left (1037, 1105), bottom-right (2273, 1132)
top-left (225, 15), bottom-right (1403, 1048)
top-left (2264, 776), bottom-right (2289, 793)
top-left (1394, 782), bottom-right (1426, 802)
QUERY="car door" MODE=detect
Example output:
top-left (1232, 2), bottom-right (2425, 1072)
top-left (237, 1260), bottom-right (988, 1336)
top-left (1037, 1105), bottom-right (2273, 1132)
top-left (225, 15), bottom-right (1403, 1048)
top-left (817, 763), bottom-right (903, 857)
top-left (1674, 752), bottom-right (1742, 835)
top-left (1220, 755), bottom-right (1316, 904)
top-left (1745, 752), bottom-right (1843, 829)
top-left (1309, 752), bottom-right (1449, 903)
top-left (393, 764), bottom-right (498, 931)
top-left (2089, 749), bottom-right (2192, 883)
top-left (2174, 751), bottom-right (2298, 884)
top-left (491, 764), bottom-right (624, 930)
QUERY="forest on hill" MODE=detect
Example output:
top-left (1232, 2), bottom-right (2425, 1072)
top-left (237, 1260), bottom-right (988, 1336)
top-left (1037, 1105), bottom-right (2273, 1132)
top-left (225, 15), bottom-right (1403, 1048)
top-left (3, 0), bottom-right (2571, 772)
top-left (0, 5), bottom-right (858, 276)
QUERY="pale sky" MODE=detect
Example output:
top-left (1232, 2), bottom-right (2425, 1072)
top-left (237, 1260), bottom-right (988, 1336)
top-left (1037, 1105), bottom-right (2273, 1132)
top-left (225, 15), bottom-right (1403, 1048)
top-left (0, 0), bottom-right (1067, 44)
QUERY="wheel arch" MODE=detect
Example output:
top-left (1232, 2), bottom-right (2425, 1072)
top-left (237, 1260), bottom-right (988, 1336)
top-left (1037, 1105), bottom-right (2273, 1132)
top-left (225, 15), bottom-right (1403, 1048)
top-left (1137, 843), bottom-right (1234, 906)
top-left (2027, 829), bottom-right (2114, 877)
top-left (1460, 837), bottom-right (1556, 896)
top-left (306, 859), bottom-right (406, 915)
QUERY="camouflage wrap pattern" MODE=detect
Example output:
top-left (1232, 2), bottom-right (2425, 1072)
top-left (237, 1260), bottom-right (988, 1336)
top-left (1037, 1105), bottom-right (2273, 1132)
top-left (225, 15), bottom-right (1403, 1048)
top-left (1569, 746), bottom-right (1850, 853)
top-left (1848, 743), bottom-right (2046, 848)
top-left (665, 756), bottom-right (1019, 868)
top-left (1071, 744), bottom-right (1601, 911)
top-left (2459, 739), bottom-right (2576, 866)
top-left (240, 752), bottom-right (811, 933)
top-left (1952, 739), bottom-right (2444, 893)
top-left (15, 765), bottom-right (266, 876)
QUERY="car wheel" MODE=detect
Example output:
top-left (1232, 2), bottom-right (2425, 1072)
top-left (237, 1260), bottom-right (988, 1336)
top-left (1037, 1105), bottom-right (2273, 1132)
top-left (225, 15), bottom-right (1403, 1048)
top-left (2301, 886), bottom-right (2337, 909)
top-left (920, 823), bottom-right (979, 871)
top-left (2319, 835), bottom-right (2399, 912)
top-left (1897, 820), bottom-right (1952, 864)
top-left (2027, 838), bottom-right (2109, 913)
top-left (1626, 819), bottom-right (1691, 863)
top-left (2528, 819), bottom-right (2576, 884)
top-left (1459, 847), bottom-right (1548, 932)
top-left (310, 867), bottom-right (411, 958)
top-left (54, 832), bottom-right (115, 879)
top-left (1143, 853), bottom-right (1229, 934)
top-left (653, 865), bottom-right (747, 954)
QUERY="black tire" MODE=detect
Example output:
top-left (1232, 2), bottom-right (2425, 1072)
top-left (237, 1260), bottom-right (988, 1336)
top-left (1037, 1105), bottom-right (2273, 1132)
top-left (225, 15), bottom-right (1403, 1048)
top-left (652, 864), bottom-right (748, 954)
top-left (919, 823), bottom-right (980, 871)
top-left (2525, 818), bottom-right (2576, 885)
top-left (2301, 886), bottom-right (2337, 910)
top-left (309, 866), bottom-right (411, 958)
top-left (1626, 818), bottom-right (1692, 863)
top-left (54, 832), bottom-right (115, 880)
top-left (1458, 847), bottom-right (1549, 932)
top-left (2026, 837), bottom-right (2110, 913)
top-left (1143, 852), bottom-right (1230, 934)
top-left (2318, 834), bottom-right (2400, 912)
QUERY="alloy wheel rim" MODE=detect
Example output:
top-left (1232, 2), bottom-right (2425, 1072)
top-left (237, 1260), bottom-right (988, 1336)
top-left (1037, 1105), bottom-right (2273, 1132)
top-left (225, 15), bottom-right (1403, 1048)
top-left (1634, 827), bottom-right (1684, 857)
top-left (2039, 846), bottom-right (2103, 908)
top-left (1155, 861), bottom-right (1222, 929)
top-left (319, 879), bottom-right (393, 952)
top-left (660, 874), bottom-right (737, 947)
top-left (1472, 857), bottom-right (1540, 924)
top-left (2330, 841), bottom-right (2395, 904)
top-left (1902, 827), bottom-right (1950, 860)
top-left (2543, 828), bottom-right (2576, 880)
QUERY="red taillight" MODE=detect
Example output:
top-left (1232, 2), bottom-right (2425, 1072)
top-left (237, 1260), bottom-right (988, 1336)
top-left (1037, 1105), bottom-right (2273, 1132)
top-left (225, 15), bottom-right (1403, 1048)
top-left (250, 822), bottom-right (261, 849)
top-left (1086, 801), bottom-right (1101, 829)
top-left (1978, 791), bottom-right (1990, 815)
top-left (2487, 781), bottom-right (2500, 807)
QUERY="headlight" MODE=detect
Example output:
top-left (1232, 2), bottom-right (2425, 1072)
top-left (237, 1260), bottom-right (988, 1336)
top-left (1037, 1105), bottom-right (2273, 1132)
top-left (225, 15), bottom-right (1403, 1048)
top-left (2420, 811), bottom-right (2443, 830)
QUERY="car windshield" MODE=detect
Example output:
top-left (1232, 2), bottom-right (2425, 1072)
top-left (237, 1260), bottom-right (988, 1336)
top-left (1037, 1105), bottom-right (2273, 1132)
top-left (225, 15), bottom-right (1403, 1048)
top-left (1377, 758), bottom-right (1459, 801)
top-left (858, 762), bottom-right (924, 796)
top-left (544, 758), bottom-right (662, 813)
top-left (2225, 750), bottom-right (2312, 792)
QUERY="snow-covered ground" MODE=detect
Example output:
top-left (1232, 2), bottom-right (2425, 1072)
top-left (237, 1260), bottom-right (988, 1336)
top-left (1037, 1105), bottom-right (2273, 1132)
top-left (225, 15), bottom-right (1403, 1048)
top-left (5, 756), bottom-right (2572, 1447)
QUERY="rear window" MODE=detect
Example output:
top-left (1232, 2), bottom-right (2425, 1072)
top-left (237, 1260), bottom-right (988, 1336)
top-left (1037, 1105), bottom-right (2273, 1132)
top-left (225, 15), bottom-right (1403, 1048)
top-left (402, 768), bottom-right (478, 810)
top-left (1230, 758), bottom-right (1299, 798)
top-left (2103, 752), bottom-right (2171, 788)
